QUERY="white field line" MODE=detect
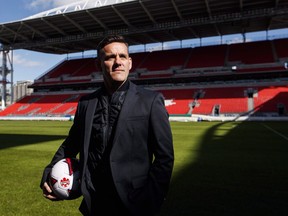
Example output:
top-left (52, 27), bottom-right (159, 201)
top-left (262, 123), bottom-right (288, 141)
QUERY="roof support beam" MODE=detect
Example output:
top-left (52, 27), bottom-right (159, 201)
top-left (86, 10), bottom-right (108, 30)
top-left (139, 0), bottom-right (156, 24)
top-left (275, 0), bottom-right (280, 7)
top-left (1, 25), bottom-right (29, 42)
top-left (63, 14), bottom-right (87, 33)
top-left (165, 31), bottom-right (180, 41)
top-left (0, 26), bottom-right (12, 45)
top-left (41, 18), bottom-right (67, 35)
top-left (204, 0), bottom-right (212, 18)
top-left (187, 27), bottom-right (200, 38)
top-left (143, 33), bottom-right (159, 43)
top-left (171, 0), bottom-right (183, 20)
top-left (0, 35), bottom-right (11, 44)
top-left (213, 24), bottom-right (221, 36)
top-left (111, 5), bottom-right (132, 27)
top-left (21, 22), bottom-right (48, 39)
top-left (239, 0), bottom-right (243, 11)
top-left (266, 16), bottom-right (273, 30)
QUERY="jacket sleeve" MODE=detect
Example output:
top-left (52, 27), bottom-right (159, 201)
top-left (146, 92), bottom-right (174, 211)
top-left (39, 102), bottom-right (83, 188)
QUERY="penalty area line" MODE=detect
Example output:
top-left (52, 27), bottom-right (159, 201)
top-left (261, 123), bottom-right (288, 141)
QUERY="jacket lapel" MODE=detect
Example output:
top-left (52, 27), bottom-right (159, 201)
top-left (83, 93), bottom-right (99, 168)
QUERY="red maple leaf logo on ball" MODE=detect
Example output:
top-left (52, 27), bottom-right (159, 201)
top-left (60, 177), bottom-right (70, 188)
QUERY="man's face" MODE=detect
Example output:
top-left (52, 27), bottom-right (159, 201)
top-left (99, 42), bottom-right (132, 87)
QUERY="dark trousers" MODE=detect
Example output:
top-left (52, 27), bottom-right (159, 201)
top-left (91, 189), bottom-right (131, 216)
top-left (81, 171), bottom-right (131, 216)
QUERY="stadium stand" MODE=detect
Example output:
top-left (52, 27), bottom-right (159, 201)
top-left (254, 86), bottom-right (288, 114)
top-left (28, 38), bottom-right (288, 85)
top-left (139, 48), bottom-right (191, 71)
top-left (191, 87), bottom-right (248, 115)
top-left (228, 41), bottom-right (275, 64)
top-left (2, 83), bottom-right (288, 117)
top-left (227, 39), bottom-right (288, 74)
top-left (185, 45), bottom-right (227, 69)
top-left (1, 38), bottom-right (288, 118)
top-left (273, 38), bottom-right (288, 60)
top-left (0, 94), bottom-right (84, 116)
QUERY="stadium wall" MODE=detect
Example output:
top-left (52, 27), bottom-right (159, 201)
top-left (1, 115), bottom-right (288, 122)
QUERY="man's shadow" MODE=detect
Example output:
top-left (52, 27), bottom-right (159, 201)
top-left (161, 92), bottom-right (288, 216)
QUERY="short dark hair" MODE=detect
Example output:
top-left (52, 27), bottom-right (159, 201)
top-left (97, 35), bottom-right (129, 58)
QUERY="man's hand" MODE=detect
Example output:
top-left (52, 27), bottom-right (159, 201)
top-left (42, 182), bottom-right (62, 201)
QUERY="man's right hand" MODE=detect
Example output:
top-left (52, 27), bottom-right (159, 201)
top-left (42, 182), bottom-right (62, 201)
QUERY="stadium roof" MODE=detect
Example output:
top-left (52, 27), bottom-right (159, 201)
top-left (0, 0), bottom-right (288, 54)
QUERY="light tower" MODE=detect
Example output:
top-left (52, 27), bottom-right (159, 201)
top-left (0, 47), bottom-right (13, 110)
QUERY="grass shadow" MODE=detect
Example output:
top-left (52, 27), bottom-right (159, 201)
top-left (161, 121), bottom-right (288, 216)
top-left (0, 133), bottom-right (67, 150)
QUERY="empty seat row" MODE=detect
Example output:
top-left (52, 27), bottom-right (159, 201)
top-left (35, 38), bottom-right (288, 83)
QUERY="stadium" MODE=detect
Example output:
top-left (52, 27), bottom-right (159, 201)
top-left (0, 0), bottom-right (288, 121)
top-left (1, 0), bottom-right (288, 215)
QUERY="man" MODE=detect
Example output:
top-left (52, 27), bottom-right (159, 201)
top-left (41, 35), bottom-right (174, 216)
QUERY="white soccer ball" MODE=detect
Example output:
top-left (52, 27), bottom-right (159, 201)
top-left (49, 158), bottom-right (82, 200)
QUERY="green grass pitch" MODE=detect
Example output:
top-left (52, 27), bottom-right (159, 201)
top-left (0, 120), bottom-right (288, 216)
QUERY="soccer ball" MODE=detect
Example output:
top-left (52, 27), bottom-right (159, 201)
top-left (49, 158), bottom-right (82, 200)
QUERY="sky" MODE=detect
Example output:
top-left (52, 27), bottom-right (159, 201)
top-left (0, 0), bottom-right (287, 84)
top-left (0, 0), bottom-right (84, 83)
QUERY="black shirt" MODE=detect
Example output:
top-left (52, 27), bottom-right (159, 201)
top-left (88, 80), bottom-right (129, 192)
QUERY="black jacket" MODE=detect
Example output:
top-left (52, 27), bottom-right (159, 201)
top-left (40, 81), bottom-right (174, 216)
